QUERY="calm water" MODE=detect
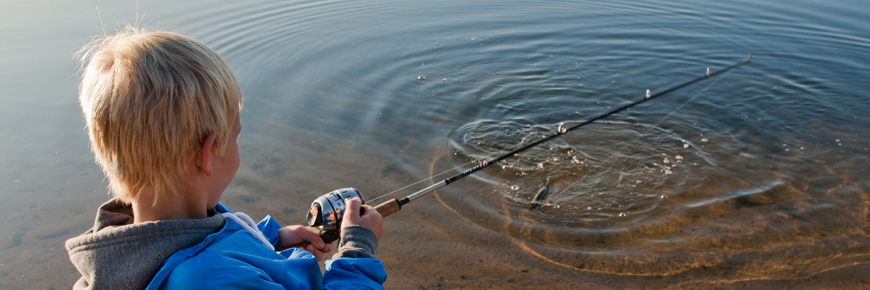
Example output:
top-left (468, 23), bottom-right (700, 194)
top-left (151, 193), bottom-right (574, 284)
top-left (2, 0), bottom-right (869, 289)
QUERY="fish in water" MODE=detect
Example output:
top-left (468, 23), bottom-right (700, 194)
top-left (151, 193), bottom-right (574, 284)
top-left (529, 180), bottom-right (549, 210)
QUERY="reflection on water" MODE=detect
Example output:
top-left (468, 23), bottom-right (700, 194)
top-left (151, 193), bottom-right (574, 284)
top-left (2, 0), bottom-right (870, 289)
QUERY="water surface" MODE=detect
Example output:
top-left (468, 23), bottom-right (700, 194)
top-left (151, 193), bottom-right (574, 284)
top-left (1, 0), bottom-right (869, 289)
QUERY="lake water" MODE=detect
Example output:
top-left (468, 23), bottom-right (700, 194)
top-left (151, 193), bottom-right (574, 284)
top-left (2, 0), bottom-right (869, 289)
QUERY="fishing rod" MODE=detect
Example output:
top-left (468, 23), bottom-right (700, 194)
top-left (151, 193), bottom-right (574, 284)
top-left (306, 55), bottom-right (752, 242)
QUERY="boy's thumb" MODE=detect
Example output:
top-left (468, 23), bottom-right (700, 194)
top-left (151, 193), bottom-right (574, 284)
top-left (344, 198), bottom-right (361, 221)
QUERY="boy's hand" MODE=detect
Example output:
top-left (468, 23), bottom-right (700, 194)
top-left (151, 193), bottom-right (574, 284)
top-left (277, 225), bottom-right (333, 260)
top-left (342, 197), bottom-right (383, 239)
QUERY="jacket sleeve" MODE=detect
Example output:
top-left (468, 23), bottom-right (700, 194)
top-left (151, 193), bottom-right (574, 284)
top-left (323, 258), bottom-right (387, 290)
top-left (323, 226), bottom-right (387, 289)
top-left (252, 209), bottom-right (387, 289)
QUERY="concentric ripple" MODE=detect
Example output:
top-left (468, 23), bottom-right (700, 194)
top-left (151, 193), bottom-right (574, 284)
top-left (438, 97), bottom-right (870, 279)
top-left (447, 118), bottom-right (696, 221)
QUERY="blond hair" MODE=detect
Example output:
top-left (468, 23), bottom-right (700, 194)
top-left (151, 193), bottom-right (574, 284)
top-left (78, 27), bottom-right (242, 204)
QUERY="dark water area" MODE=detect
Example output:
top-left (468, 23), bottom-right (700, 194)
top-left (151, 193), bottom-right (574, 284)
top-left (2, 0), bottom-right (869, 289)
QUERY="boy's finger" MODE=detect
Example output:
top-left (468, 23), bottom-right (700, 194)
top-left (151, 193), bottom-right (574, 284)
top-left (360, 204), bottom-right (374, 216)
top-left (295, 226), bottom-right (326, 248)
top-left (304, 244), bottom-right (323, 260)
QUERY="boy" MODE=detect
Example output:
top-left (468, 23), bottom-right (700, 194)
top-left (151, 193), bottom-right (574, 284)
top-left (65, 27), bottom-right (386, 290)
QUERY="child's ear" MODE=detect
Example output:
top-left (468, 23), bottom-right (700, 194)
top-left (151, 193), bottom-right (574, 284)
top-left (196, 134), bottom-right (217, 176)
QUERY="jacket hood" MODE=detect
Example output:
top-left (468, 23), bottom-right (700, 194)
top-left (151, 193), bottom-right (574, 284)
top-left (65, 198), bottom-right (225, 290)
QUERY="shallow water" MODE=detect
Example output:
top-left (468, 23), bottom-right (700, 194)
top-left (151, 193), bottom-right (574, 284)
top-left (2, 0), bottom-right (869, 289)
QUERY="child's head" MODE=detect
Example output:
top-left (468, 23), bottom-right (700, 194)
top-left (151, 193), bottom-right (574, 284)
top-left (78, 27), bottom-right (243, 204)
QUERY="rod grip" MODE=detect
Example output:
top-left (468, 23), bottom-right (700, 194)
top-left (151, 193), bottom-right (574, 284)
top-left (374, 199), bottom-right (402, 218)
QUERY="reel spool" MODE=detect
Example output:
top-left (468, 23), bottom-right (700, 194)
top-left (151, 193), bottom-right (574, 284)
top-left (305, 188), bottom-right (364, 243)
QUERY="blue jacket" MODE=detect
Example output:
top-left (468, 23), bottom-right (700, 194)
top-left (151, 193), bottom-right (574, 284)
top-left (144, 203), bottom-right (387, 290)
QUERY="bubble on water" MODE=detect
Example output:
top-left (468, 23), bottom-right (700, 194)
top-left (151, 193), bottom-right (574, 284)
top-left (510, 185), bottom-right (520, 191)
top-left (636, 180), bottom-right (642, 183)
top-left (587, 206), bottom-right (593, 210)
top-left (552, 157), bottom-right (559, 162)
top-left (417, 75), bottom-right (426, 80)
top-left (683, 143), bottom-right (690, 148)
top-left (672, 164), bottom-right (677, 168)
top-left (701, 138), bottom-right (709, 142)
top-left (838, 143), bottom-right (842, 146)
top-left (664, 170), bottom-right (673, 175)
top-left (663, 158), bottom-right (670, 164)
top-left (554, 205), bottom-right (560, 209)
top-left (646, 89), bottom-right (651, 99)
top-left (675, 155), bottom-right (683, 160)
top-left (660, 195), bottom-right (667, 199)
top-left (558, 122), bottom-right (567, 133)
top-left (800, 147), bottom-right (805, 150)
top-left (785, 149), bottom-right (790, 152)
top-left (782, 144), bottom-right (787, 147)
top-left (537, 162), bottom-right (544, 169)
top-left (836, 139), bottom-right (840, 142)
top-left (571, 156), bottom-right (580, 164)
top-left (619, 212), bottom-right (627, 217)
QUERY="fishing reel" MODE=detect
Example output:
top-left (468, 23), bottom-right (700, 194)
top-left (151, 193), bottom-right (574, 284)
top-left (305, 188), bottom-right (365, 243)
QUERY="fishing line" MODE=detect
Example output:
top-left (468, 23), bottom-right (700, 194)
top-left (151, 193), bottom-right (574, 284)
top-left (368, 159), bottom-right (476, 203)
top-left (371, 56), bottom-right (753, 217)
top-left (545, 64), bottom-right (738, 204)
